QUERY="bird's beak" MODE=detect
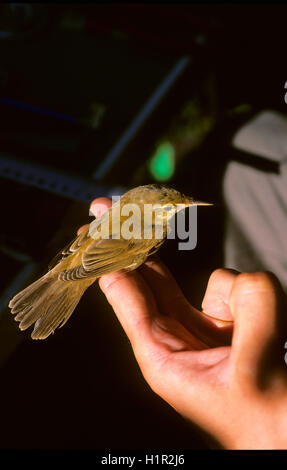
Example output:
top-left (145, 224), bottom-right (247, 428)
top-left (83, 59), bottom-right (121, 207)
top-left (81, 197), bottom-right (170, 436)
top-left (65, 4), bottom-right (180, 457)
top-left (192, 201), bottom-right (213, 206)
top-left (184, 198), bottom-right (213, 206)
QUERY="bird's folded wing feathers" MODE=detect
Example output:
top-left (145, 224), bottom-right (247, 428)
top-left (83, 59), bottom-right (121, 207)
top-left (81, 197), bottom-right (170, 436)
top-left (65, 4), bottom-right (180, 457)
top-left (48, 225), bottom-right (91, 271)
top-left (49, 205), bottom-right (165, 281)
top-left (48, 207), bottom-right (118, 271)
top-left (59, 236), bottom-right (162, 280)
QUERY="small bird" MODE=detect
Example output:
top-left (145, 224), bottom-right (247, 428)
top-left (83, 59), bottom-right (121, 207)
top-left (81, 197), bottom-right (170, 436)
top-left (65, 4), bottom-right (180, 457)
top-left (9, 184), bottom-right (211, 339)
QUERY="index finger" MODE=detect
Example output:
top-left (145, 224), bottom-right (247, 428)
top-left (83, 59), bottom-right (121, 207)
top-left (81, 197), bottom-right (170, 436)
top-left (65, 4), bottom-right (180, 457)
top-left (77, 197), bottom-right (113, 235)
top-left (90, 197), bottom-right (113, 216)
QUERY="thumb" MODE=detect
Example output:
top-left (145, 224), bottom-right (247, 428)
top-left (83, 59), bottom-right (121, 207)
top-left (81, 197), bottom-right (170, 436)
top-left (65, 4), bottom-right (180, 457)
top-left (229, 272), bottom-right (284, 386)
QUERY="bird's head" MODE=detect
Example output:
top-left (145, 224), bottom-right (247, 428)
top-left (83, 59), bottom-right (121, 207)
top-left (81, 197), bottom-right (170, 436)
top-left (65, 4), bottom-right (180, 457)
top-left (121, 184), bottom-right (212, 221)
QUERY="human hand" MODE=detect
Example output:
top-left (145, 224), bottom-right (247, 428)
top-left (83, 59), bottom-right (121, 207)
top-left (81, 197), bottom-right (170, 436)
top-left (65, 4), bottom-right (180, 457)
top-left (83, 197), bottom-right (287, 449)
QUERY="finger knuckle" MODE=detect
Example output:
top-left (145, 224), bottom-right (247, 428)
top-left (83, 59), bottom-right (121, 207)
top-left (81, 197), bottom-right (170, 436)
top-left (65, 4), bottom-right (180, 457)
top-left (235, 272), bottom-right (276, 291)
top-left (210, 268), bottom-right (231, 281)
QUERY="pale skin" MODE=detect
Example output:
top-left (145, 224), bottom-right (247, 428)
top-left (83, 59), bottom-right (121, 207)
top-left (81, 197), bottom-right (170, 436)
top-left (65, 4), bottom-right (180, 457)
top-left (78, 197), bottom-right (287, 449)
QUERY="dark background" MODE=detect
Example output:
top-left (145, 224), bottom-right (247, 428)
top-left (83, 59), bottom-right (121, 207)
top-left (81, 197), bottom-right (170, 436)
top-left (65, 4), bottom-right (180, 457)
top-left (0, 3), bottom-right (286, 450)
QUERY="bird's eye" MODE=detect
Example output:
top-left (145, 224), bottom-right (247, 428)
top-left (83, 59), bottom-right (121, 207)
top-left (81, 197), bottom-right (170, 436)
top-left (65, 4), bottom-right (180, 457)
top-left (164, 204), bottom-right (174, 211)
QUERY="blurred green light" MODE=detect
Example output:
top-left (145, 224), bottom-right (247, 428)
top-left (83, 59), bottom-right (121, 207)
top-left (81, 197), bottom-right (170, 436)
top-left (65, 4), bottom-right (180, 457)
top-left (148, 142), bottom-right (175, 181)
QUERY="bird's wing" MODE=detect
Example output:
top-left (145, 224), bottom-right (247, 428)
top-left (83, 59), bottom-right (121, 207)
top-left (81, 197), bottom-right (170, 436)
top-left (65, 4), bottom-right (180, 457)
top-left (48, 225), bottom-right (91, 271)
top-left (50, 203), bottom-right (165, 281)
top-left (48, 211), bottom-right (109, 271)
top-left (59, 236), bottom-right (164, 281)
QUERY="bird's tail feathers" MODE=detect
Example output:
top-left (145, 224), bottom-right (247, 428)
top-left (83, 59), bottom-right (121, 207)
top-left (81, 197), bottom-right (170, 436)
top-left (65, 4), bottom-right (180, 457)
top-left (9, 274), bottom-right (91, 339)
